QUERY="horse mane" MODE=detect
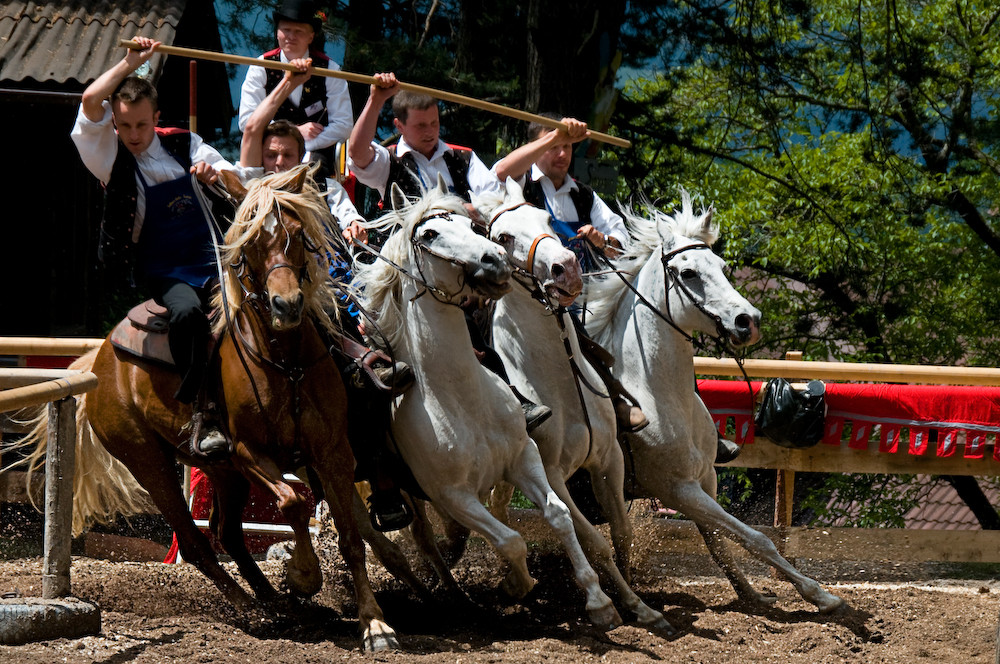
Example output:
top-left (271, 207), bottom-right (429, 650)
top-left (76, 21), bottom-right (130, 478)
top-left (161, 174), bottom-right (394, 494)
top-left (586, 189), bottom-right (718, 346)
top-left (211, 165), bottom-right (342, 335)
top-left (353, 186), bottom-right (471, 350)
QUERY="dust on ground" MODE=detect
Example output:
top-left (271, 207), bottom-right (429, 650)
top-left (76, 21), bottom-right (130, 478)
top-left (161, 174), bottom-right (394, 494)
top-left (1, 513), bottom-right (998, 664)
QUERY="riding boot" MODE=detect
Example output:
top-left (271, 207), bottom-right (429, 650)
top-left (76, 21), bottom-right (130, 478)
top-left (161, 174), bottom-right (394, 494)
top-left (510, 385), bottom-right (553, 433)
top-left (187, 398), bottom-right (231, 461)
top-left (716, 435), bottom-right (742, 464)
top-left (575, 331), bottom-right (649, 433)
top-left (343, 376), bottom-right (413, 532)
top-left (326, 327), bottom-right (413, 392)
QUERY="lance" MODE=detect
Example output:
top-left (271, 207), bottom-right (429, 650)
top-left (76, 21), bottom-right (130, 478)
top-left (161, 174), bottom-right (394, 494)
top-left (119, 40), bottom-right (631, 149)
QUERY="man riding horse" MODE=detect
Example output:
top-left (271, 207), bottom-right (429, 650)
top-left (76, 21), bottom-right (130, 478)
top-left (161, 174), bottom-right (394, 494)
top-left (71, 36), bottom-right (234, 458)
top-left (347, 72), bottom-right (552, 432)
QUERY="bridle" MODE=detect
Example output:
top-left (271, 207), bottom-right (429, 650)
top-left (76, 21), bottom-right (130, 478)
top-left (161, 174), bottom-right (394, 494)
top-left (488, 201), bottom-right (565, 306)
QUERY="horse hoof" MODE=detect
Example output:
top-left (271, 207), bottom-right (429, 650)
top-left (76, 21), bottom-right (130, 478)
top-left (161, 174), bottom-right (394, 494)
top-left (588, 601), bottom-right (623, 631)
top-left (499, 572), bottom-right (536, 600)
top-left (817, 592), bottom-right (846, 614)
top-left (364, 619), bottom-right (401, 652)
top-left (636, 610), bottom-right (677, 636)
top-left (287, 567), bottom-right (323, 597)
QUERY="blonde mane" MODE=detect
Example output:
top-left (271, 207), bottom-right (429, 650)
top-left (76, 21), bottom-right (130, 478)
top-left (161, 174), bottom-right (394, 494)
top-left (352, 187), bottom-right (471, 350)
top-left (586, 190), bottom-right (718, 344)
top-left (211, 165), bottom-right (342, 335)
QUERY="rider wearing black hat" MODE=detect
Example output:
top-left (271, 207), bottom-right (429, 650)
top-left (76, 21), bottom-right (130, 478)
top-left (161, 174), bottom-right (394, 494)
top-left (238, 0), bottom-right (353, 181)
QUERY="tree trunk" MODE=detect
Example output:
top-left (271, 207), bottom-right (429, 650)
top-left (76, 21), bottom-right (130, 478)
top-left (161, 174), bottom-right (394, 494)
top-left (942, 475), bottom-right (1000, 530)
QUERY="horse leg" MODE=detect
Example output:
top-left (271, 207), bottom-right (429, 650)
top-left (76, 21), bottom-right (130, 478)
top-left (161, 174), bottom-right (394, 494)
top-left (315, 460), bottom-right (399, 652)
top-left (405, 498), bottom-right (473, 601)
top-left (668, 480), bottom-right (845, 613)
top-left (119, 452), bottom-right (256, 612)
top-left (208, 468), bottom-right (279, 602)
top-left (547, 470), bottom-right (673, 633)
top-left (507, 442), bottom-right (622, 631)
top-left (351, 489), bottom-right (433, 601)
top-left (587, 450), bottom-right (634, 582)
top-left (237, 456), bottom-right (322, 597)
top-left (433, 503), bottom-right (471, 568)
top-left (487, 481), bottom-right (516, 525)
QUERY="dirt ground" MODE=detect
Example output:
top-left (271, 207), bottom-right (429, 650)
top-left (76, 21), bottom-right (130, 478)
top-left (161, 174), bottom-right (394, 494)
top-left (1, 513), bottom-right (999, 664)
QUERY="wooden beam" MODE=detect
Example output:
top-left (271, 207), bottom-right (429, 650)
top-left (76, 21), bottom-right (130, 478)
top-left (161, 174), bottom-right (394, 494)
top-left (694, 357), bottom-right (1000, 386)
top-left (724, 438), bottom-right (1000, 476)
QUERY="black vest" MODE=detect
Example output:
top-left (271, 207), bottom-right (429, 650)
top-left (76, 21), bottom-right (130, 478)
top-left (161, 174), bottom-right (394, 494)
top-left (262, 48), bottom-right (331, 126)
top-left (522, 177), bottom-right (595, 224)
top-left (386, 144), bottom-right (474, 202)
top-left (100, 129), bottom-right (192, 278)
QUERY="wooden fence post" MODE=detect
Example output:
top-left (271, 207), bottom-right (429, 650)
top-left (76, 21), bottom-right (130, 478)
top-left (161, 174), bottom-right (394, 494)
top-left (42, 397), bottom-right (76, 599)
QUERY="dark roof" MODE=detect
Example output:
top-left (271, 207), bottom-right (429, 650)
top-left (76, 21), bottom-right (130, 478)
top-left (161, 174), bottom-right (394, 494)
top-left (0, 1), bottom-right (184, 87)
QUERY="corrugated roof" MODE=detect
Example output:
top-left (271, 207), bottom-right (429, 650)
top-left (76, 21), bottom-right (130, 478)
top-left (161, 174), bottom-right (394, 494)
top-left (0, 1), bottom-right (184, 86)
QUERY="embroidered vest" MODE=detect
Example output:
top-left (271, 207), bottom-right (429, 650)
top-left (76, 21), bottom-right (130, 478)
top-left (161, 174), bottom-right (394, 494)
top-left (100, 128), bottom-right (192, 278)
top-left (262, 48), bottom-right (331, 126)
top-left (522, 177), bottom-right (595, 226)
top-left (385, 144), bottom-right (474, 202)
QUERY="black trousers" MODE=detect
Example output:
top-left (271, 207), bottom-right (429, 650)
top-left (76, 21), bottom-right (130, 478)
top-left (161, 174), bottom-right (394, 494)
top-left (147, 277), bottom-right (212, 404)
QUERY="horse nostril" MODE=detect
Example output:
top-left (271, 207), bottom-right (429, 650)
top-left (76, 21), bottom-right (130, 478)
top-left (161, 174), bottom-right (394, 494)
top-left (735, 313), bottom-right (752, 332)
top-left (482, 251), bottom-right (501, 267)
top-left (551, 264), bottom-right (564, 277)
top-left (272, 293), bottom-right (304, 317)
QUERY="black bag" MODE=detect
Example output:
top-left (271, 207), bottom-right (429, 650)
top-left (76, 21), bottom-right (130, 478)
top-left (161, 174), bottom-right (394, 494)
top-left (754, 378), bottom-right (827, 448)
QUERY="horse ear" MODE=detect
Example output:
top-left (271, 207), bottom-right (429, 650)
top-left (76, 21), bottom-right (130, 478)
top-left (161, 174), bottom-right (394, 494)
top-left (435, 173), bottom-right (449, 196)
top-left (504, 177), bottom-right (526, 205)
top-left (390, 183), bottom-right (409, 211)
top-left (218, 170), bottom-right (247, 203)
top-left (287, 166), bottom-right (309, 193)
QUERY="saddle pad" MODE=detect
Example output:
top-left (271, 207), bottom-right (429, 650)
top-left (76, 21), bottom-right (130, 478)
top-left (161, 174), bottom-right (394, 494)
top-left (127, 300), bottom-right (170, 333)
top-left (110, 316), bottom-right (176, 367)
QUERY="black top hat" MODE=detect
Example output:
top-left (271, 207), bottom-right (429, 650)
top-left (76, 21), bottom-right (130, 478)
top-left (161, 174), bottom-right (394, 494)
top-left (273, 0), bottom-right (324, 33)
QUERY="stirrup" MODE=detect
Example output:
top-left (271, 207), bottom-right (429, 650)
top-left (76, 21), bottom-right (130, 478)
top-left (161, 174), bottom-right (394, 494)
top-left (367, 491), bottom-right (413, 533)
top-left (523, 401), bottom-right (552, 433)
top-left (715, 436), bottom-right (742, 464)
top-left (614, 399), bottom-right (648, 433)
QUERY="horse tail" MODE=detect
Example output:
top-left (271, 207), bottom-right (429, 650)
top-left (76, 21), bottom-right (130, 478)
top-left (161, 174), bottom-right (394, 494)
top-left (7, 348), bottom-right (152, 537)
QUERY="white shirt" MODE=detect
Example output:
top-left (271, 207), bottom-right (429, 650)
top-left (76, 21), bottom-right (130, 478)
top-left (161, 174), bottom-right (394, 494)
top-left (347, 137), bottom-right (500, 200)
top-left (238, 50), bottom-right (353, 154)
top-left (70, 101), bottom-right (234, 241)
top-left (515, 164), bottom-right (627, 246)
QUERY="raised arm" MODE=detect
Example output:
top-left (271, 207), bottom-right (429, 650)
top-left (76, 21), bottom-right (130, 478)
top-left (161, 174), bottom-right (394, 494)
top-left (347, 72), bottom-right (400, 170)
top-left (493, 117), bottom-right (589, 182)
top-left (240, 58), bottom-right (312, 168)
top-left (81, 36), bottom-right (160, 122)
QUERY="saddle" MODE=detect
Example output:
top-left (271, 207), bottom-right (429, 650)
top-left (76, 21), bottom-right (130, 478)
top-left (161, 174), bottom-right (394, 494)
top-left (109, 299), bottom-right (216, 367)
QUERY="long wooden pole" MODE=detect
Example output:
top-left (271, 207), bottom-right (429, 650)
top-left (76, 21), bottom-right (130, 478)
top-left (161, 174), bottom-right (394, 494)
top-left (119, 40), bottom-right (631, 149)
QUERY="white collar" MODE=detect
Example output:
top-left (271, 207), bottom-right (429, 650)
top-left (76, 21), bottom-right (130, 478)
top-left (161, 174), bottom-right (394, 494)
top-left (530, 163), bottom-right (577, 193)
top-left (396, 136), bottom-right (448, 162)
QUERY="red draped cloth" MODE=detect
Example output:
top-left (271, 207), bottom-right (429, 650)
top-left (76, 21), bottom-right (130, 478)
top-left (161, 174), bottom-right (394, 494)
top-left (697, 379), bottom-right (1000, 459)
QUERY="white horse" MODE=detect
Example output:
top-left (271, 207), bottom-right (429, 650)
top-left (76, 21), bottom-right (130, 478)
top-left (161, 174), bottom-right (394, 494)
top-left (469, 180), bottom-right (673, 632)
top-left (351, 180), bottom-right (622, 630)
top-left (584, 191), bottom-right (845, 613)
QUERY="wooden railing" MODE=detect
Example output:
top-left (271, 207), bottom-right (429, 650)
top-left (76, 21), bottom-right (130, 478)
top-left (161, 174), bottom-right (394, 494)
top-left (0, 338), bottom-right (101, 598)
top-left (4, 338), bottom-right (1000, 564)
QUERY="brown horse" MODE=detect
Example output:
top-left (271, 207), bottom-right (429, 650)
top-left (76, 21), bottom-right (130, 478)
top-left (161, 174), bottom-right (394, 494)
top-left (14, 165), bottom-right (397, 651)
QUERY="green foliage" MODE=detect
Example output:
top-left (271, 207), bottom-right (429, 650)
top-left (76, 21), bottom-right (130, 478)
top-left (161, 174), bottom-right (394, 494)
top-left (800, 473), bottom-right (921, 528)
top-left (611, 0), bottom-right (1000, 367)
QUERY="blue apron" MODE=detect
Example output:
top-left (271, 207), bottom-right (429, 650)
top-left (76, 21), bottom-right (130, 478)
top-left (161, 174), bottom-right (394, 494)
top-left (136, 172), bottom-right (216, 287)
top-left (543, 197), bottom-right (599, 273)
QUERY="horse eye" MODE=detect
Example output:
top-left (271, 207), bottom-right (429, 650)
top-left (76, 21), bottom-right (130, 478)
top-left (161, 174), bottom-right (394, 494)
top-left (496, 233), bottom-right (513, 246)
top-left (680, 268), bottom-right (698, 280)
top-left (422, 228), bottom-right (438, 241)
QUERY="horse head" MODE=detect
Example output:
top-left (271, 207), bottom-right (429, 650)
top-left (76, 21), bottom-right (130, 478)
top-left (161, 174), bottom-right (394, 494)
top-left (652, 191), bottom-right (761, 348)
top-left (478, 178), bottom-right (582, 308)
top-left (216, 166), bottom-right (339, 332)
top-left (386, 176), bottom-right (512, 302)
